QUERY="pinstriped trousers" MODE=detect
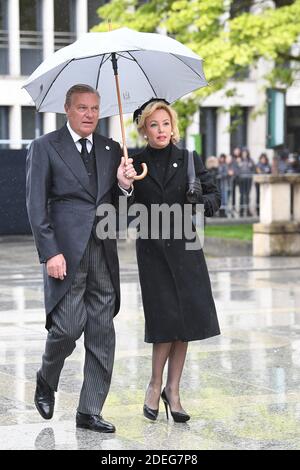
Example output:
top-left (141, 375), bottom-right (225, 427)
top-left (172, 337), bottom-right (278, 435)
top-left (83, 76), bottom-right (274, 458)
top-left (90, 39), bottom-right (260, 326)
top-left (41, 236), bottom-right (116, 415)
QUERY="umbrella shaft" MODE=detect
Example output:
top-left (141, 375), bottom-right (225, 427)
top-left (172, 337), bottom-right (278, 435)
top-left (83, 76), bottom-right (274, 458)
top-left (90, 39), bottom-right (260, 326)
top-left (107, 26), bottom-right (128, 161)
top-left (111, 53), bottom-right (118, 76)
top-left (113, 67), bottom-right (128, 162)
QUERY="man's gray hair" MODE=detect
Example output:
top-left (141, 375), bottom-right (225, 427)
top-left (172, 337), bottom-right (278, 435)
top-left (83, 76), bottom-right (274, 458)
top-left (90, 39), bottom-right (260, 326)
top-left (65, 84), bottom-right (100, 107)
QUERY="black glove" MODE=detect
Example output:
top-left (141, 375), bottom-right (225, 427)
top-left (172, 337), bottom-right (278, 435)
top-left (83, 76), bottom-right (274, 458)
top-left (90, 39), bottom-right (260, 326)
top-left (186, 177), bottom-right (204, 204)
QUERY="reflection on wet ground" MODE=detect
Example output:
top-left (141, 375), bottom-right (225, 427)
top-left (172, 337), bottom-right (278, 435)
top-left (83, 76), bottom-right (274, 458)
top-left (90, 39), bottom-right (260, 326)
top-left (0, 236), bottom-right (300, 450)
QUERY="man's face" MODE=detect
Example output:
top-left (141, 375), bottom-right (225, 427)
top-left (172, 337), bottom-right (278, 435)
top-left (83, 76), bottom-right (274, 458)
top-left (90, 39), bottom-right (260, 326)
top-left (65, 92), bottom-right (100, 137)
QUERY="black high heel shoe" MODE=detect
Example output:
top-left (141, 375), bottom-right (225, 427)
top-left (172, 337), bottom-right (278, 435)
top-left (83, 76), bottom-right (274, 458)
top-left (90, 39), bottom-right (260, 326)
top-left (161, 388), bottom-right (190, 423)
top-left (143, 404), bottom-right (158, 421)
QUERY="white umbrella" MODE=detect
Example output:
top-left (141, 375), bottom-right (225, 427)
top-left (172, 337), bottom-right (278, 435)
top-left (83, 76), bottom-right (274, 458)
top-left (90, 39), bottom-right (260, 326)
top-left (23, 27), bottom-right (207, 179)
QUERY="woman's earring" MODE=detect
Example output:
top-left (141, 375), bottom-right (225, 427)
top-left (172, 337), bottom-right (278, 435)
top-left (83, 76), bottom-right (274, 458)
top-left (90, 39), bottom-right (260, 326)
top-left (144, 135), bottom-right (148, 140)
top-left (171, 131), bottom-right (174, 136)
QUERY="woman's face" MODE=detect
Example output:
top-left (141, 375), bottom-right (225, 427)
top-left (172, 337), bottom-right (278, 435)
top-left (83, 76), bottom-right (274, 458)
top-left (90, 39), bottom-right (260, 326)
top-left (144, 108), bottom-right (172, 149)
top-left (260, 155), bottom-right (267, 164)
top-left (233, 147), bottom-right (241, 158)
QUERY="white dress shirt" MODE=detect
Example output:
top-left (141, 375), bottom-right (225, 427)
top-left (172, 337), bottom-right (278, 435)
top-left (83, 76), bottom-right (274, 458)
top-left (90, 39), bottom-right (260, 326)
top-left (67, 121), bottom-right (93, 153)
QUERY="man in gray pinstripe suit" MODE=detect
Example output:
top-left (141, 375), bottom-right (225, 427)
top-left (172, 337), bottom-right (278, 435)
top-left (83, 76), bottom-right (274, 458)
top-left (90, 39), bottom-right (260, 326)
top-left (26, 84), bottom-right (136, 433)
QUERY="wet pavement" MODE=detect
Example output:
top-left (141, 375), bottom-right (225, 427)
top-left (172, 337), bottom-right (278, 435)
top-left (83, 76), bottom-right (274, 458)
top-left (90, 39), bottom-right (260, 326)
top-left (0, 235), bottom-right (300, 450)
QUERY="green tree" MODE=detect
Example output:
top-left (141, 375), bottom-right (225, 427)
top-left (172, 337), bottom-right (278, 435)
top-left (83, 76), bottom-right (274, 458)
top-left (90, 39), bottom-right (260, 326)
top-left (92, 0), bottom-right (300, 131)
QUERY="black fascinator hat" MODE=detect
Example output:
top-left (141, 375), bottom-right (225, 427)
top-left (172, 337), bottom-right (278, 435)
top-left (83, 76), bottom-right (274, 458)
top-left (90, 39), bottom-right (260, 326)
top-left (133, 98), bottom-right (170, 124)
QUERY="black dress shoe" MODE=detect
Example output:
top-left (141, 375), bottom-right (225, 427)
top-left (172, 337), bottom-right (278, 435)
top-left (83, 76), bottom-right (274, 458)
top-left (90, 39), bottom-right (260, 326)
top-left (76, 412), bottom-right (116, 433)
top-left (34, 370), bottom-right (55, 420)
top-left (143, 404), bottom-right (158, 421)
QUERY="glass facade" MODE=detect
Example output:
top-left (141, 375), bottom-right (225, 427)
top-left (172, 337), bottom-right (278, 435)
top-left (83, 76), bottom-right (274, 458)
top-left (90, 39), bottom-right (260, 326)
top-left (0, 0), bottom-right (8, 74)
top-left (286, 106), bottom-right (300, 154)
top-left (96, 117), bottom-right (109, 137)
top-left (230, 0), bottom-right (251, 18)
top-left (20, 0), bottom-right (43, 75)
top-left (230, 107), bottom-right (248, 152)
top-left (22, 107), bottom-right (43, 146)
top-left (54, 0), bottom-right (76, 50)
top-left (200, 107), bottom-right (217, 160)
top-left (88, 0), bottom-right (108, 30)
top-left (56, 113), bottom-right (67, 129)
top-left (0, 105), bottom-right (9, 148)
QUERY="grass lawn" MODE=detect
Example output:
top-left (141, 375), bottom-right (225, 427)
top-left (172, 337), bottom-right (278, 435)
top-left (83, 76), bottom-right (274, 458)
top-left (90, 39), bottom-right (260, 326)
top-left (204, 224), bottom-right (253, 241)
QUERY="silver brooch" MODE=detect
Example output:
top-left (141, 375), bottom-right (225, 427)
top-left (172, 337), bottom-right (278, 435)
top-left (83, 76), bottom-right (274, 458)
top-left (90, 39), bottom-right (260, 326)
top-left (105, 145), bottom-right (110, 150)
top-left (173, 163), bottom-right (178, 168)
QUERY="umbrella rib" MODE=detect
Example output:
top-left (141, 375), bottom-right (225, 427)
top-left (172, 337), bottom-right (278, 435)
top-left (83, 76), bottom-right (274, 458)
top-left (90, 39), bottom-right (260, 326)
top-left (115, 52), bottom-right (135, 61)
top-left (170, 53), bottom-right (205, 80)
top-left (95, 54), bottom-right (106, 90)
top-left (99, 54), bottom-right (112, 66)
top-left (37, 59), bottom-right (74, 111)
top-left (127, 51), bottom-right (157, 97)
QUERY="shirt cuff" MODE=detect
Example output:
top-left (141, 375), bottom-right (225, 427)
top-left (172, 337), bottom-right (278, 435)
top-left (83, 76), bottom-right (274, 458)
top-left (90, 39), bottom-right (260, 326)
top-left (118, 183), bottom-right (134, 197)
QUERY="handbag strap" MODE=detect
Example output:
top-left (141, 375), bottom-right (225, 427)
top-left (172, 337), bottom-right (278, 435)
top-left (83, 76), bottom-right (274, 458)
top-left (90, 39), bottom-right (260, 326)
top-left (187, 150), bottom-right (196, 185)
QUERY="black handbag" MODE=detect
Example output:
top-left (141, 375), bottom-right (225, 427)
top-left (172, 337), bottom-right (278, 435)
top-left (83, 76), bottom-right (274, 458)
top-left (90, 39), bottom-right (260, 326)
top-left (186, 150), bottom-right (204, 204)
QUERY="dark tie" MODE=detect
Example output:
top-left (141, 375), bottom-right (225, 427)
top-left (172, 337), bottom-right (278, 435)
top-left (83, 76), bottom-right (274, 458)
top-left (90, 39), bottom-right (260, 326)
top-left (79, 138), bottom-right (92, 176)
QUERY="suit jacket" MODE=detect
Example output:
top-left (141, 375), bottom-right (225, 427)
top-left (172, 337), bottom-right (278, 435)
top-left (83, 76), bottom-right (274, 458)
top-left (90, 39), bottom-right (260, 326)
top-left (26, 124), bottom-right (124, 325)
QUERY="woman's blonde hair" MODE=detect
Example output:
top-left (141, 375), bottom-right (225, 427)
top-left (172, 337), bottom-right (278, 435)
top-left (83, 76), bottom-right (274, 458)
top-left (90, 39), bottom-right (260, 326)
top-left (136, 101), bottom-right (180, 144)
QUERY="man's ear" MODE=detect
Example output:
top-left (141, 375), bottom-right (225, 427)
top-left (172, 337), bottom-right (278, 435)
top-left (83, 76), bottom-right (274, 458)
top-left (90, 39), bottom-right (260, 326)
top-left (64, 104), bottom-right (68, 114)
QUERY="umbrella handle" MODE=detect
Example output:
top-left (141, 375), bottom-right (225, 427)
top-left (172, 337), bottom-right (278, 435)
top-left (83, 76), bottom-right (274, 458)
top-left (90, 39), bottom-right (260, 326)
top-left (123, 144), bottom-right (148, 180)
top-left (134, 162), bottom-right (148, 180)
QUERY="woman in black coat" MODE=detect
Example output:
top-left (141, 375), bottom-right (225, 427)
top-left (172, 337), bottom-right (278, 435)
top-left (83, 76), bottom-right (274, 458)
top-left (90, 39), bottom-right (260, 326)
top-left (131, 99), bottom-right (221, 422)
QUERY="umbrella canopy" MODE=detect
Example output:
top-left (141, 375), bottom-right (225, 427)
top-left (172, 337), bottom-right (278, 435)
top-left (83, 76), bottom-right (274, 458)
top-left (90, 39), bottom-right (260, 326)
top-left (23, 27), bottom-right (207, 118)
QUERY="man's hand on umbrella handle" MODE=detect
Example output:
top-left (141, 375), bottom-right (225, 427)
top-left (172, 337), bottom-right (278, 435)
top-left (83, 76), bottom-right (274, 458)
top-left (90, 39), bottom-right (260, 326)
top-left (117, 157), bottom-right (137, 189)
top-left (46, 254), bottom-right (67, 280)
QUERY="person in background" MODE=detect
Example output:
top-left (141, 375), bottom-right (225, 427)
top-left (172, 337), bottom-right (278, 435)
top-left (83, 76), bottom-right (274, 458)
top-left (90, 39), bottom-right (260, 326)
top-left (255, 153), bottom-right (271, 216)
top-left (238, 147), bottom-right (255, 217)
top-left (205, 156), bottom-right (219, 218)
top-left (217, 153), bottom-right (229, 218)
top-left (205, 156), bottom-right (219, 185)
top-left (277, 148), bottom-right (290, 174)
top-left (229, 147), bottom-right (242, 215)
top-left (286, 153), bottom-right (300, 174)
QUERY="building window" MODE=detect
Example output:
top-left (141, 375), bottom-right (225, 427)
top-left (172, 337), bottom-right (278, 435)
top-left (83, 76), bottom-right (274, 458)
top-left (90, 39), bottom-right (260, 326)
top-left (88, 0), bottom-right (109, 30)
top-left (200, 107), bottom-right (217, 160)
top-left (232, 67), bottom-right (250, 81)
top-left (0, 0), bottom-right (8, 74)
top-left (96, 118), bottom-right (109, 137)
top-left (54, 0), bottom-right (76, 50)
top-left (287, 106), bottom-right (300, 154)
top-left (230, 0), bottom-right (251, 18)
top-left (230, 107), bottom-right (248, 152)
top-left (20, 0), bottom-right (43, 75)
top-left (22, 107), bottom-right (43, 147)
top-left (274, 1), bottom-right (294, 6)
top-left (56, 113), bottom-right (66, 129)
top-left (0, 106), bottom-right (9, 148)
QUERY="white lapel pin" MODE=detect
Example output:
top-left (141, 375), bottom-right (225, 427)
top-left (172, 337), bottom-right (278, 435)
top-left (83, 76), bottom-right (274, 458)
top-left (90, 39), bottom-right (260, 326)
top-left (173, 162), bottom-right (178, 168)
top-left (105, 145), bottom-right (110, 150)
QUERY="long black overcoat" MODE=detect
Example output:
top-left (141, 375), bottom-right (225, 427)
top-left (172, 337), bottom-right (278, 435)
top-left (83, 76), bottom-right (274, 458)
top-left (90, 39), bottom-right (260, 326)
top-left (133, 143), bottom-right (221, 343)
top-left (26, 125), bottom-right (124, 329)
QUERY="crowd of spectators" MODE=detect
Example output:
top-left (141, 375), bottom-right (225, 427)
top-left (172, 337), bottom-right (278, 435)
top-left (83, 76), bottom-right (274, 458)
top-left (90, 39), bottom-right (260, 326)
top-left (205, 147), bottom-right (300, 218)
